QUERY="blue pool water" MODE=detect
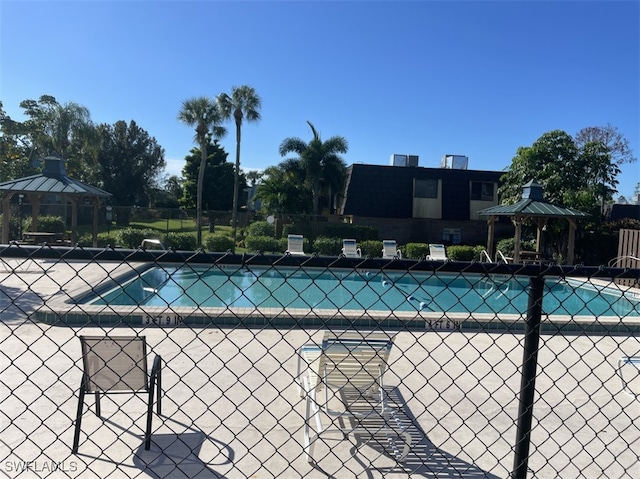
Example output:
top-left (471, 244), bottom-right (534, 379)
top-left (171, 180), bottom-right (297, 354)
top-left (86, 266), bottom-right (639, 318)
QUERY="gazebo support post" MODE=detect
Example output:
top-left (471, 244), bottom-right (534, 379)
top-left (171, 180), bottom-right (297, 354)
top-left (567, 218), bottom-right (576, 264)
top-left (92, 198), bottom-right (101, 247)
top-left (2, 193), bottom-right (15, 243)
top-left (486, 215), bottom-right (496, 259)
top-left (535, 218), bottom-right (546, 255)
top-left (513, 216), bottom-right (523, 264)
top-left (70, 197), bottom-right (78, 246)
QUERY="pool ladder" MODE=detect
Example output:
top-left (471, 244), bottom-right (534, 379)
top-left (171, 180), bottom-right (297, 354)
top-left (480, 276), bottom-right (511, 300)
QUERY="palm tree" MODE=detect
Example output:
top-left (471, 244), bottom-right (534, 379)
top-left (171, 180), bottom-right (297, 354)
top-left (46, 101), bottom-right (93, 160)
top-left (278, 121), bottom-right (348, 215)
top-left (178, 97), bottom-right (226, 245)
top-left (217, 85), bottom-right (262, 246)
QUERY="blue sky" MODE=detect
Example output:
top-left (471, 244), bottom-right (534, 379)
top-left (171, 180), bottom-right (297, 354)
top-left (1, 0), bottom-right (638, 200)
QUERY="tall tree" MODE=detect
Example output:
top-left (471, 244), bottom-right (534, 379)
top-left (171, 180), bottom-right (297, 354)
top-left (278, 121), bottom-right (348, 215)
top-left (0, 101), bottom-right (32, 182)
top-left (178, 97), bottom-right (226, 245)
top-left (575, 124), bottom-right (637, 166)
top-left (217, 85), bottom-right (262, 246)
top-left (499, 129), bottom-right (620, 213)
top-left (499, 130), bottom-right (580, 206)
top-left (181, 139), bottom-right (237, 212)
top-left (97, 120), bottom-right (166, 218)
top-left (575, 140), bottom-right (620, 213)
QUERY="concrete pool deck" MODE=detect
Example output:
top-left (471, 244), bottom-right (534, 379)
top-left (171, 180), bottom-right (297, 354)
top-left (1, 259), bottom-right (639, 478)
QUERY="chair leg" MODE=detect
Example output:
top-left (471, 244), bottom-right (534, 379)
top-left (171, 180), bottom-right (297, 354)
top-left (145, 355), bottom-right (162, 450)
top-left (72, 379), bottom-right (86, 454)
top-left (94, 391), bottom-right (101, 417)
top-left (71, 373), bottom-right (87, 454)
top-left (152, 355), bottom-right (162, 415)
top-left (145, 377), bottom-right (156, 450)
top-left (304, 382), bottom-right (324, 464)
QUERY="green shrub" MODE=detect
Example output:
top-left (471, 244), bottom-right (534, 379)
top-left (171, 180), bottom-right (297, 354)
top-left (75, 232), bottom-right (119, 248)
top-left (447, 245), bottom-right (480, 261)
top-left (404, 243), bottom-right (430, 259)
top-left (96, 233), bottom-right (119, 248)
top-left (245, 221), bottom-right (275, 238)
top-left (359, 240), bottom-right (383, 258)
top-left (165, 232), bottom-right (197, 251)
top-left (312, 236), bottom-right (342, 256)
top-left (496, 238), bottom-right (535, 258)
top-left (22, 215), bottom-right (66, 234)
top-left (38, 215), bottom-right (66, 233)
top-left (205, 234), bottom-right (234, 252)
top-left (76, 233), bottom-right (92, 247)
top-left (245, 235), bottom-right (279, 253)
top-left (117, 227), bottom-right (159, 248)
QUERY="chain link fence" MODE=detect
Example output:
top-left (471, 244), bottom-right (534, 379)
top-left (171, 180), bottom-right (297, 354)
top-left (1, 243), bottom-right (639, 478)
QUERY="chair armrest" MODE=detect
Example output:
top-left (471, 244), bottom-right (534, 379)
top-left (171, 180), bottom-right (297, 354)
top-left (618, 356), bottom-right (640, 398)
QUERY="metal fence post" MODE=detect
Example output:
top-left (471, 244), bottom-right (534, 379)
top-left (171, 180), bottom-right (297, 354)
top-left (511, 275), bottom-right (544, 479)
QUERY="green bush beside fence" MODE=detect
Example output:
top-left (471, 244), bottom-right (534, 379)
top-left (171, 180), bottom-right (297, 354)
top-left (117, 227), bottom-right (159, 249)
top-left (205, 234), bottom-right (234, 252)
top-left (359, 240), bottom-right (383, 258)
top-left (404, 243), bottom-right (429, 259)
top-left (312, 236), bottom-right (343, 256)
top-left (245, 221), bottom-right (275, 238)
top-left (245, 235), bottom-right (280, 254)
top-left (447, 245), bottom-right (485, 261)
top-left (165, 232), bottom-right (198, 251)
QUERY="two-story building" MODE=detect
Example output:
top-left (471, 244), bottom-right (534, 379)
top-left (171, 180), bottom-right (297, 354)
top-left (336, 155), bottom-right (511, 245)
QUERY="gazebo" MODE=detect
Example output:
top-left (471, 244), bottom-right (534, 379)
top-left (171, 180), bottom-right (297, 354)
top-left (478, 180), bottom-right (590, 264)
top-left (0, 156), bottom-right (111, 246)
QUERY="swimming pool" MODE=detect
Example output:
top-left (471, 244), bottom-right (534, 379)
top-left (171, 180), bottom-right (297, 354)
top-left (85, 265), bottom-right (639, 319)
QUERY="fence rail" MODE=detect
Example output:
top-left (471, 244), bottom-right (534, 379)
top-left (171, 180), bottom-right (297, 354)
top-left (1, 243), bottom-right (639, 478)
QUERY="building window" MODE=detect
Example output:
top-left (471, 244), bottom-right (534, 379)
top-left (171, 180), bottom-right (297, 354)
top-left (414, 179), bottom-right (438, 198)
top-left (442, 228), bottom-right (461, 245)
top-left (471, 181), bottom-right (494, 201)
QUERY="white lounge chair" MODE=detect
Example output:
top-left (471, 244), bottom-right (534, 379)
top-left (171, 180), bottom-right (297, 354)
top-left (140, 238), bottom-right (165, 250)
top-left (285, 234), bottom-right (306, 256)
top-left (1, 257), bottom-right (41, 274)
top-left (617, 356), bottom-right (640, 399)
top-left (342, 239), bottom-right (362, 258)
top-left (382, 240), bottom-right (402, 259)
top-left (296, 330), bottom-right (411, 464)
top-left (427, 243), bottom-right (449, 261)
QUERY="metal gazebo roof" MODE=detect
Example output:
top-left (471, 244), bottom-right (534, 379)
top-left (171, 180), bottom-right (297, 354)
top-left (478, 198), bottom-right (590, 219)
top-left (0, 156), bottom-right (111, 198)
